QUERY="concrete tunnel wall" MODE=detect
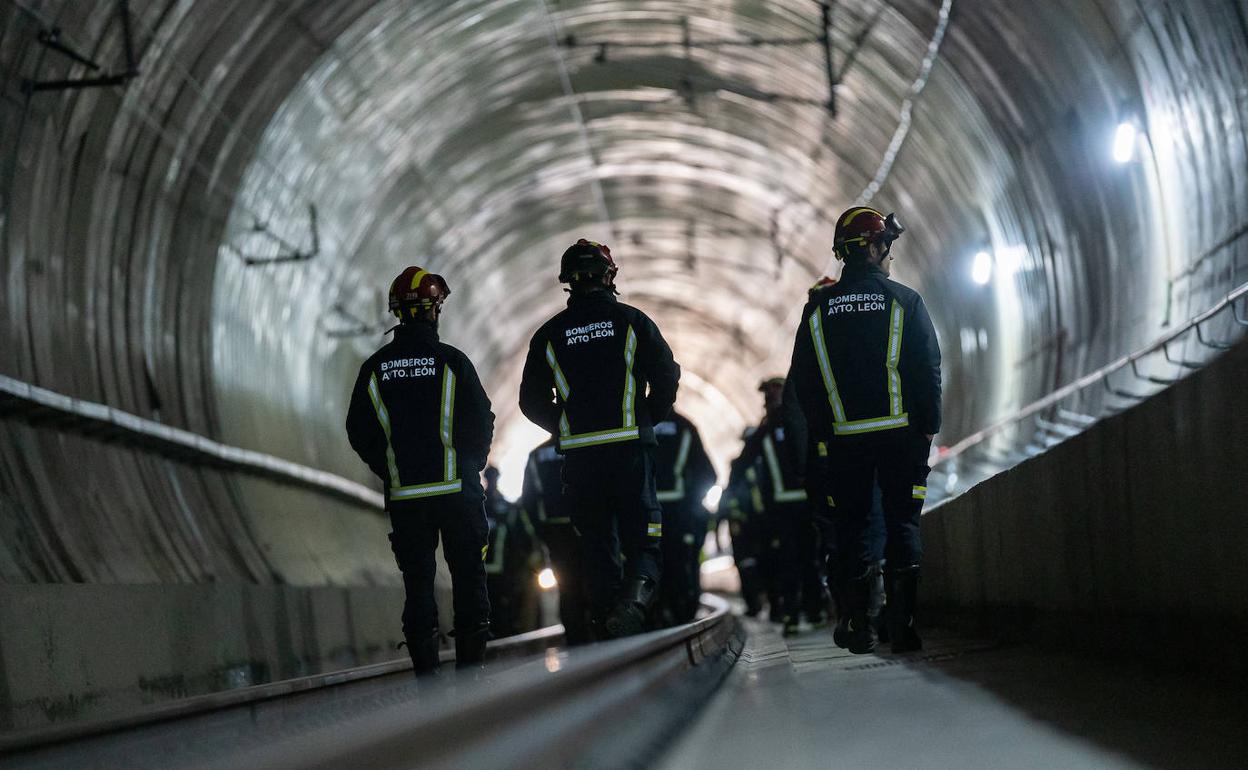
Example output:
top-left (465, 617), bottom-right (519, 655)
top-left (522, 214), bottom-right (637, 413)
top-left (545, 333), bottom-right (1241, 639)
top-left (922, 336), bottom-right (1248, 676)
top-left (0, 0), bottom-right (1246, 730)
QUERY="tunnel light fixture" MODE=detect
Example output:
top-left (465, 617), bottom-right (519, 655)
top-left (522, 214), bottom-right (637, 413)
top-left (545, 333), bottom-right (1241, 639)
top-left (537, 568), bottom-right (558, 590)
top-left (1112, 121), bottom-right (1138, 164)
top-left (972, 251), bottom-right (993, 285)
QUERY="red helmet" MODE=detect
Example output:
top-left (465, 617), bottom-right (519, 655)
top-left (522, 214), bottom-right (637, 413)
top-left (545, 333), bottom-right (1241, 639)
top-left (833, 207), bottom-right (905, 260)
top-left (558, 239), bottom-right (618, 284)
top-left (808, 276), bottom-right (838, 295)
top-left (388, 266), bottom-right (451, 319)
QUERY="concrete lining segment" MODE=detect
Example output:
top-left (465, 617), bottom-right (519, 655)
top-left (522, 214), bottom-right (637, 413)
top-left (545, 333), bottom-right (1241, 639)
top-left (921, 336), bottom-right (1248, 676)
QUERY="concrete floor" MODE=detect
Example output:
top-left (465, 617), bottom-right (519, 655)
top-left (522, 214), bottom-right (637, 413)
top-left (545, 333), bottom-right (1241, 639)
top-left (657, 618), bottom-right (1248, 770)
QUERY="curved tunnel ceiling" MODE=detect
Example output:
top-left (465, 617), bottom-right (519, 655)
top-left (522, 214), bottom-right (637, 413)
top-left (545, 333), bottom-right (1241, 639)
top-left (213, 0), bottom-right (1247, 495)
top-left (1, 1), bottom-right (1245, 580)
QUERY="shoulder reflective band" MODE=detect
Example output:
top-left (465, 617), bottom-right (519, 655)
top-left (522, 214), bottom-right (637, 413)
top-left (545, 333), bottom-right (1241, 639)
top-left (762, 435), bottom-right (808, 503)
top-left (440, 365), bottom-right (457, 482)
top-left (484, 523), bottom-right (507, 574)
top-left (481, 544), bottom-right (488, 561)
top-left (833, 414), bottom-right (910, 435)
top-left (886, 299), bottom-right (905, 416)
top-left (545, 342), bottom-right (571, 400)
top-left (808, 310), bottom-right (847, 422)
top-left (622, 325), bottom-right (637, 428)
top-left (656, 429), bottom-right (693, 502)
top-left (559, 426), bottom-right (641, 450)
top-left (647, 522), bottom-right (663, 537)
top-left (912, 485), bottom-right (927, 500)
top-left (367, 374), bottom-right (402, 486)
top-left (817, 441), bottom-right (828, 457)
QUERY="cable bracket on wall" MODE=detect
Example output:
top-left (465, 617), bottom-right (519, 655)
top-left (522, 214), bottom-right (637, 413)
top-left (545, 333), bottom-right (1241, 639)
top-left (561, 1), bottom-right (844, 115)
top-left (21, 0), bottom-right (140, 94)
top-left (228, 203), bottom-right (320, 266)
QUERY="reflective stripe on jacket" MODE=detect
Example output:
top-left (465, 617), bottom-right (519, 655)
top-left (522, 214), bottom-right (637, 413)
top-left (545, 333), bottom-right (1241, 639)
top-left (789, 262), bottom-right (941, 439)
top-left (346, 323), bottom-right (494, 505)
top-left (519, 290), bottom-right (680, 451)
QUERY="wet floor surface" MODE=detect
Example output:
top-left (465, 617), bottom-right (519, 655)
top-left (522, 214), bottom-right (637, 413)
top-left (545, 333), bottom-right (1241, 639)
top-left (656, 617), bottom-right (1248, 769)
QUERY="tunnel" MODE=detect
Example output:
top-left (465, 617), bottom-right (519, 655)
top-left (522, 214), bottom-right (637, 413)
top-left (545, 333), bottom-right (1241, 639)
top-left (1, 0), bottom-right (1246, 765)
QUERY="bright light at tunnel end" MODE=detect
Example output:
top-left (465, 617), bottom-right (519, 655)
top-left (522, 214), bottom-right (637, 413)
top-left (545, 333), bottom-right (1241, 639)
top-left (971, 251), bottom-right (993, 285)
top-left (537, 567), bottom-right (557, 590)
top-left (1112, 121), bottom-right (1138, 163)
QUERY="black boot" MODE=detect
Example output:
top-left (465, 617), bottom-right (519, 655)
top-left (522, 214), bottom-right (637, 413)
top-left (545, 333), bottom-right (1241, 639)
top-left (844, 566), bottom-right (884, 655)
top-left (887, 566), bottom-right (922, 653)
top-left (738, 558), bottom-right (763, 617)
top-left (454, 623), bottom-right (491, 670)
top-left (404, 630), bottom-right (442, 677)
top-left (603, 577), bottom-right (656, 639)
top-left (877, 569), bottom-right (893, 645)
top-left (831, 576), bottom-right (851, 648)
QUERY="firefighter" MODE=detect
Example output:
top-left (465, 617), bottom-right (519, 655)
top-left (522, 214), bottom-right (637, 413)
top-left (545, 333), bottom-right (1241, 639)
top-left (346, 266), bottom-right (494, 675)
top-left (653, 411), bottom-right (717, 625)
top-left (483, 466), bottom-right (542, 637)
top-left (789, 208), bottom-right (941, 654)
top-left (754, 377), bottom-right (826, 635)
top-left (722, 428), bottom-right (769, 618)
top-left (519, 239), bottom-right (681, 639)
top-left (520, 437), bottom-right (593, 644)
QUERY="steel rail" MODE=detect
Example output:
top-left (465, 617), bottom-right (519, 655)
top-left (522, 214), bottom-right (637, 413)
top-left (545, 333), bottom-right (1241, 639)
top-left (934, 280), bottom-right (1248, 468)
top-left (1, 598), bottom-right (737, 767)
top-left (0, 625), bottom-right (563, 755)
top-left (0, 373), bottom-right (383, 511)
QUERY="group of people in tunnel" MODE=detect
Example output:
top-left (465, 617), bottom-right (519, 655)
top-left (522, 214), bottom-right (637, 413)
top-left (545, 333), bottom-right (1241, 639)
top-left (345, 204), bottom-right (941, 676)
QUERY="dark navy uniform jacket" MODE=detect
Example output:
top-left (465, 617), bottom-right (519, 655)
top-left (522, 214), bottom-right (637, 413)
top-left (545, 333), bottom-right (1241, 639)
top-left (789, 261), bottom-right (942, 440)
top-left (519, 290), bottom-right (680, 452)
top-left (346, 322), bottom-right (494, 506)
top-left (520, 438), bottom-right (568, 526)
top-left (653, 413), bottom-right (716, 508)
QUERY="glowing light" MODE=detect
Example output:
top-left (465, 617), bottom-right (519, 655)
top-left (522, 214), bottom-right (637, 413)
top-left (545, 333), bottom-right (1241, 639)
top-left (537, 567), bottom-right (557, 590)
top-left (1112, 121), bottom-right (1138, 163)
top-left (702, 484), bottom-right (722, 510)
top-left (972, 251), bottom-right (993, 285)
top-left (493, 420), bottom-right (551, 500)
top-left (700, 554), bottom-right (736, 575)
top-left (995, 246), bottom-right (1026, 275)
top-left (544, 648), bottom-right (563, 673)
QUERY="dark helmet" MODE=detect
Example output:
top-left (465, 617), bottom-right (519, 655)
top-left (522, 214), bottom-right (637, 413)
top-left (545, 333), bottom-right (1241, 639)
top-left (388, 266), bottom-right (451, 320)
top-left (558, 239), bottom-right (618, 284)
top-left (833, 207), bottom-right (905, 261)
top-left (758, 376), bottom-right (785, 393)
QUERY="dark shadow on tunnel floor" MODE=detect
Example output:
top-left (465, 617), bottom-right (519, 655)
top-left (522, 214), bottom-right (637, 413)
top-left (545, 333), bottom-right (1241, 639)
top-left (904, 633), bottom-right (1248, 770)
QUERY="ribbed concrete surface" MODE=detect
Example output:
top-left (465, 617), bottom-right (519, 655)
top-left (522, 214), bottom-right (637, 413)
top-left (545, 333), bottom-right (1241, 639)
top-left (922, 336), bottom-right (1248, 672)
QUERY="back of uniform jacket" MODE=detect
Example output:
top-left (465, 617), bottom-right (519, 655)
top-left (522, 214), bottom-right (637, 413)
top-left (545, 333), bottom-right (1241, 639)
top-left (520, 291), bottom-right (680, 452)
top-left (789, 262), bottom-right (942, 439)
top-left (346, 323), bottom-right (495, 505)
top-left (653, 413), bottom-right (716, 506)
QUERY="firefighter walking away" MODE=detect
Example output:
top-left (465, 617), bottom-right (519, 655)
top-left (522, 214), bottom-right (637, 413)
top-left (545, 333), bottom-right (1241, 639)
top-left (346, 266), bottom-right (494, 676)
top-left (520, 239), bottom-right (681, 639)
top-left (789, 208), bottom-right (942, 654)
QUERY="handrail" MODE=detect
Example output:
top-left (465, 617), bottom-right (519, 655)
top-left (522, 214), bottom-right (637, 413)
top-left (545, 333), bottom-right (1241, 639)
top-left (0, 373), bottom-right (383, 511)
top-left (934, 280), bottom-right (1248, 469)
